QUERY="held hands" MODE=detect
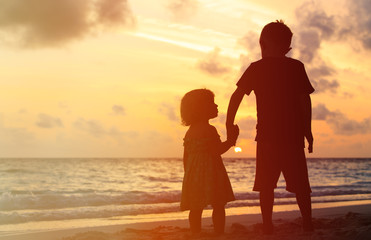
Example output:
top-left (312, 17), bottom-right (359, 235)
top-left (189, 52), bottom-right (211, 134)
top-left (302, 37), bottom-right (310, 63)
top-left (227, 124), bottom-right (239, 146)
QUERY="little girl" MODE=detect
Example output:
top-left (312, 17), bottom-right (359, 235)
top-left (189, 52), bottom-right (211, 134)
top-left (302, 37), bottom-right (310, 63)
top-left (180, 89), bottom-right (239, 235)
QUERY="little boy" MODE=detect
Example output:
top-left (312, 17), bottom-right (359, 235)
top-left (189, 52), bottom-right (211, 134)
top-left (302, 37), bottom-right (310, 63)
top-left (226, 20), bottom-right (314, 234)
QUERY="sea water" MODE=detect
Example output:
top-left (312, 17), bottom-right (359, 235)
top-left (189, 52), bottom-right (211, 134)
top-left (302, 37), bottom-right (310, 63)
top-left (0, 158), bottom-right (370, 234)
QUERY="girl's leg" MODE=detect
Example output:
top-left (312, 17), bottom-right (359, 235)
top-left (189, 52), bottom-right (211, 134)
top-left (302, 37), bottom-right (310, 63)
top-left (189, 209), bottom-right (203, 234)
top-left (212, 204), bottom-right (225, 235)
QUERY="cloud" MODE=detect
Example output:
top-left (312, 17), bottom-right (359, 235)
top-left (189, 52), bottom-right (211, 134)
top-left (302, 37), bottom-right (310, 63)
top-left (294, 2), bottom-right (339, 63)
top-left (291, 2), bottom-right (351, 95)
top-left (197, 47), bottom-right (231, 76)
top-left (238, 31), bottom-right (260, 53)
top-left (308, 64), bottom-right (334, 78)
top-left (296, 3), bottom-right (337, 40)
top-left (294, 0), bottom-right (371, 55)
top-left (167, 0), bottom-right (199, 20)
top-left (0, 124), bottom-right (34, 147)
top-left (74, 118), bottom-right (106, 137)
top-left (58, 102), bottom-right (69, 109)
top-left (0, 0), bottom-right (135, 47)
top-left (307, 64), bottom-right (340, 94)
top-left (108, 126), bottom-right (138, 140)
top-left (112, 105), bottom-right (126, 116)
top-left (346, 0), bottom-right (371, 49)
top-left (18, 109), bottom-right (28, 114)
top-left (74, 118), bottom-right (138, 140)
top-left (95, 0), bottom-right (135, 27)
top-left (0, 114), bottom-right (34, 151)
top-left (312, 104), bottom-right (335, 120)
top-left (296, 29), bottom-right (321, 63)
top-left (329, 116), bottom-right (371, 136)
top-left (237, 116), bottom-right (256, 139)
top-left (36, 113), bottom-right (63, 128)
top-left (312, 78), bottom-right (340, 94)
top-left (313, 104), bottom-right (371, 135)
top-left (158, 103), bottom-right (178, 122)
top-left (237, 31), bottom-right (261, 73)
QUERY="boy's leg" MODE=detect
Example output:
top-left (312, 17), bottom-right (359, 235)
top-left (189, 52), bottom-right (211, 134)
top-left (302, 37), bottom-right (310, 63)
top-left (189, 209), bottom-right (203, 234)
top-left (260, 189), bottom-right (274, 234)
top-left (282, 145), bottom-right (313, 231)
top-left (254, 142), bottom-right (281, 234)
top-left (296, 192), bottom-right (313, 231)
top-left (212, 204), bottom-right (225, 235)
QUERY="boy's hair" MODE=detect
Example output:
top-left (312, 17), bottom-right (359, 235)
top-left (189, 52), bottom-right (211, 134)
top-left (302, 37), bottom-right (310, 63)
top-left (180, 89), bottom-right (214, 126)
top-left (259, 20), bottom-right (293, 53)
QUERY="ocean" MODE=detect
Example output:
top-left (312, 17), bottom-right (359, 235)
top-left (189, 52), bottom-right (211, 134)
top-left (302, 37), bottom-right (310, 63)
top-left (1, 158), bottom-right (371, 235)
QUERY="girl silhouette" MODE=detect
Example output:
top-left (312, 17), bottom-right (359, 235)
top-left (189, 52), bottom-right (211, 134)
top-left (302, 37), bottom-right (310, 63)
top-left (180, 89), bottom-right (238, 235)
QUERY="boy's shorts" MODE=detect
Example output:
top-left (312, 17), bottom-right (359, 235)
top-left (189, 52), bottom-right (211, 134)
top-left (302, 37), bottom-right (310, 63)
top-left (253, 141), bottom-right (311, 193)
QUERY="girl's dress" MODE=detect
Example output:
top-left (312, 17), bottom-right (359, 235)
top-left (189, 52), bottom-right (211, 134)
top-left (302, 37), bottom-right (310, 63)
top-left (180, 127), bottom-right (235, 211)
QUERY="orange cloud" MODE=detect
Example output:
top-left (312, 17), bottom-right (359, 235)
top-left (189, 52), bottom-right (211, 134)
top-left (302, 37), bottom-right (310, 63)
top-left (167, 0), bottom-right (199, 20)
top-left (0, 0), bottom-right (135, 47)
top-left (313, 104), bottom-right (371, 135)
top-left (36, 113), bottom-right (63, 129)
top-left (197, 47), bottom-right (231, 76)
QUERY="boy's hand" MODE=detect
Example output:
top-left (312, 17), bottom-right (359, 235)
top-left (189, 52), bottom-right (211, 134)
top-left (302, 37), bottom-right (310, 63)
top-left (227, 124), bottom-right (239, 146)
top-left (305, 132), bottom-right (313, 153)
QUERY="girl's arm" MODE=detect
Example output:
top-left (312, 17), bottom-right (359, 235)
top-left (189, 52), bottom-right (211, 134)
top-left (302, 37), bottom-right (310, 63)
top-left (216, 139), bottom-right (236, 155)
top-left (183, 149), bottom-right (188, 171)
top-left (209, 125), bottom-right (239, 155)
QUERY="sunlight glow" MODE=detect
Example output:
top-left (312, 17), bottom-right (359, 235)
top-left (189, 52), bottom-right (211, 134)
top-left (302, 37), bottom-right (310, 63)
top-left (133, 32), bottom-right (213, 53)
top-left (234, 147), bottom-right (242, 153)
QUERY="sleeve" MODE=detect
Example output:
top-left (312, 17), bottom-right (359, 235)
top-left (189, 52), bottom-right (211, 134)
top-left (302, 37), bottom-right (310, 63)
top-left (209, 126), bottom-right (221, 143)
top-left (236, 63), bottom-right (255, 95)
top-left (205, 126), bottom-right (222, 154)
top-left (299, 62), bottom-right (315, 94)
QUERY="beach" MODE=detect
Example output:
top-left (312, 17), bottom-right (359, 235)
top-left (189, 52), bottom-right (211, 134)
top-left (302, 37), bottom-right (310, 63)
top-left (1, 158), bottom-right (371, 239)
top-left (2, 201), bottom-right (370, 240)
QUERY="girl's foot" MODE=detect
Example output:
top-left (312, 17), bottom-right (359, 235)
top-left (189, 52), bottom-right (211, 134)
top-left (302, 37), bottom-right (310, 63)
top-left (303, 220), bottom-right (314, 232)
top-left (263, 222), bottom-right (274, 235)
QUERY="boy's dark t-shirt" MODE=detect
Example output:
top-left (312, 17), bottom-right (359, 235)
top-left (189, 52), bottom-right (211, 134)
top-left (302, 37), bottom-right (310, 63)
top-left (237, 57), bottom-right (314, 147)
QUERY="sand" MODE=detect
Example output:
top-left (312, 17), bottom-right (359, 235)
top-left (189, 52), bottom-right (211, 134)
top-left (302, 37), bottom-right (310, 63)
top-left (2, 202), bottom-right (371, 240)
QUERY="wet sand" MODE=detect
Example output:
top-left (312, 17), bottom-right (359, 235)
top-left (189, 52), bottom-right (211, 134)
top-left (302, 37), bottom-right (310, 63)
top-left (2, 202), bottom-right (371, 240)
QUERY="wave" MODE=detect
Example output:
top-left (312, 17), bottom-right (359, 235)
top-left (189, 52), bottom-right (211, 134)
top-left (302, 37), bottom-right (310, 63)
top-left (0, 191), bottom-right (182, 211)
top-left (1, 158), bottom-right (370, 225)
top-left (2, 194), bottom-right (371, 225)
top-left (1, 186), bottom-right (371, 212)
top-left (1, 168), bottom-right (38, 174)
top-left (0, 202), bottom-right (182, 225)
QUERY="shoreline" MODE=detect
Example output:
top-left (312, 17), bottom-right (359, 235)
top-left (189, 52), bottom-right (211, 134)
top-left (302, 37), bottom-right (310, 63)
top-left (1, 200), bottom-right (371, 240)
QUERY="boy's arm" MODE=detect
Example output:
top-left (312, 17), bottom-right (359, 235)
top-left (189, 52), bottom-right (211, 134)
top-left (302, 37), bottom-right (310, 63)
top-left (226, 87), bottom-right (245, 138)
top-left (209, 87), bottom-right (244, 156)
top-left (301, 94), bottom-right (313, 153)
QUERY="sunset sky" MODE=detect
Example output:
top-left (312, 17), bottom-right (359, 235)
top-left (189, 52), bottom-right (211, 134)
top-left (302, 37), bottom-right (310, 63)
top-left (0, 0), bottom-right (370, 158)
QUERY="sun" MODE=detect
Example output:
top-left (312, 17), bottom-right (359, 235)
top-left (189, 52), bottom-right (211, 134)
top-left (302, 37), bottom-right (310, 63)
top-left (234, 147), bottom-right (242, 153)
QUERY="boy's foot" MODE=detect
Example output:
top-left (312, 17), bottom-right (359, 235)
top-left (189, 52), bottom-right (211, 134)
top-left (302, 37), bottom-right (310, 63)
top-left (263, 223), bottom-right (274, 235)
top-left (185, 231), bottom-right (207, 239)
top-left (303, 220), bottom-right (314, 232)
top-left (213, 231), bottom-right (224, 236)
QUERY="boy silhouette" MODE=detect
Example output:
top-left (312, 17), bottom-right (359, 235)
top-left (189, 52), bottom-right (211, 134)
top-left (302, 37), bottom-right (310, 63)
top-left (226, 20), bottom-right (314, 234)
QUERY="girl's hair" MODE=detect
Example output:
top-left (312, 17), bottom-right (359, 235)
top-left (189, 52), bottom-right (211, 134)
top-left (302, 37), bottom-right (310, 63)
top-left (180, 89), bottom-right (214, 126)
